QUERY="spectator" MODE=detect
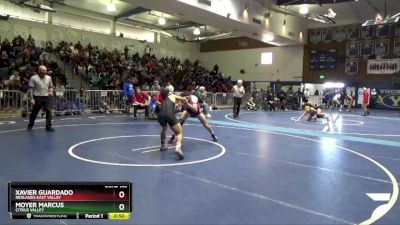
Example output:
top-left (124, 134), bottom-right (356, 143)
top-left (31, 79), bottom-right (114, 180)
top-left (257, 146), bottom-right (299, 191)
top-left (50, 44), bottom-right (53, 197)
top-left (246, 97), bottom-right (257, 110)
top-left (133, 87), bottom-right (150, 119)
top-left (27, 35), bottom-right (35, 46)
top-left (150, 80), bottom-right (161, 92)
top-left (54, 80), bottom-right (66, 114)
top-left (123, 77), bottom-right (134, 115)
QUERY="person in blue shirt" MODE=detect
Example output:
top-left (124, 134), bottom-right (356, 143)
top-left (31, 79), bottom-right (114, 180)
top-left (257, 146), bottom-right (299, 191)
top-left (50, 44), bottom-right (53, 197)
top-left (123, 77), bottom-right (134, 116)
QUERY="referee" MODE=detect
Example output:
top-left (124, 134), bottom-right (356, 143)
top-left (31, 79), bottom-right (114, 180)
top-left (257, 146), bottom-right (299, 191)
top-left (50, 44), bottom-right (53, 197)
top-left (232, 79), bottom-right (245, 118)
top-left (27, 65), bottom-right (55, 131)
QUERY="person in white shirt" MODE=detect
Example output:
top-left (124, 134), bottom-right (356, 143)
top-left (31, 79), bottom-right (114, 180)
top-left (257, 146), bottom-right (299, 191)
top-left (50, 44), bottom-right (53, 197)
top-left (232, 79), bottom-right (245, 118)
top-left (27, 65), bottom-right (55, 131)
top-left (331, 92), bottom-right (343, 112)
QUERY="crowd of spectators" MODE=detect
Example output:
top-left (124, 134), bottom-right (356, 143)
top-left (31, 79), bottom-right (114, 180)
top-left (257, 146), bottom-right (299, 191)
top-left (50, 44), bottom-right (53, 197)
top-left (54, 41), bottom-right (233, 93)
top-left (248, 86), bottom-right (302, 111)
top-left (0, 35), bottom-right (67, 93)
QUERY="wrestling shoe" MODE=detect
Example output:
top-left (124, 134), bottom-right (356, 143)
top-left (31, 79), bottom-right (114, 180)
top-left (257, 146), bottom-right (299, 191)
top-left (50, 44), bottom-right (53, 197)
top-left (175, 148), bottom-right (184, 160)
top-left (160, 145), bottom-right (168, 151)
top-left (168, 135), bottom-right (176, 144)
top-left (211, 134), bottom-right (218, 142)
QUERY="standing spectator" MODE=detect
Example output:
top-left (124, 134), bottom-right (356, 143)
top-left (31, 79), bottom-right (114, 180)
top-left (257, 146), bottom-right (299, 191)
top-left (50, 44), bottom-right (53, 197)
top-left (232, 79), bottom-right (245, 118)
top-left (123, 77), bottom-right (134, 116)
top-left (27, 65), bottom-right (55, 131)
top-left (303, 88), bottom-right (310, 103)
top-left (27, 35), bottom-right (35, 46)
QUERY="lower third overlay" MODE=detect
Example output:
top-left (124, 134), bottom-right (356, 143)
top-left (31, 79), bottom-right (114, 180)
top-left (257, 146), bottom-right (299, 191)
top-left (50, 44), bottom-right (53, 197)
top-left (8, 181), bottom-right (132, 220)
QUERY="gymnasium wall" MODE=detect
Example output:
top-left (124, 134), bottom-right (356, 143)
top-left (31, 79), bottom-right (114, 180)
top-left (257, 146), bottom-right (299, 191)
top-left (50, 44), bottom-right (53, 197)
top-left (303, 24), bottom-right (400, 86)
top-left (198, 45), bottom-right (304, 82)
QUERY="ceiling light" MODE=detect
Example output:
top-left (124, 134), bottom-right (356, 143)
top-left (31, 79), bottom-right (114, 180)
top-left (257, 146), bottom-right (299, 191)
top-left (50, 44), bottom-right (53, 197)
top-left (325, 8), bottom-right (336, 18)
top-left (299, 5), bottom-right (309, 15)
top-left (193, 27), bottom-right (201, 36)
top-left (376, 13), bottom-right (383, 22)
top-left (263, 33), bottom-right (274, 42)
top-left (324, 82), bottom-right (344, 88)
top-left (106, 3), bottom-right (116, 12)
top-left (158, 17), bottom-right (166, 25)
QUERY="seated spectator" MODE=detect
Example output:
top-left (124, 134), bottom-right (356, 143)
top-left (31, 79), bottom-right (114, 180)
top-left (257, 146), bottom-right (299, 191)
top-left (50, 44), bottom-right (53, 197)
top-left (6, 71), bottom-right (21, 90)
top-left (55, 80), bottom-right (66, 115)
top-left (150, 80), bottom-right (161, 92)
top-left (247, 97), bottom-right (257, 110)
top-left (267, 92), bottom-right (275, 111)
top-left (133, 87), bottom-right (150, 119)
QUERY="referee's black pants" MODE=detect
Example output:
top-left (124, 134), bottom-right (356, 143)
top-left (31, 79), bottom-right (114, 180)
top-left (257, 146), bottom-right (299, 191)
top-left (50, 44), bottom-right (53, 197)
top-left (233, 97), bottom-right (242, 117)
top-left (28, 96), bottom-right (52, 129)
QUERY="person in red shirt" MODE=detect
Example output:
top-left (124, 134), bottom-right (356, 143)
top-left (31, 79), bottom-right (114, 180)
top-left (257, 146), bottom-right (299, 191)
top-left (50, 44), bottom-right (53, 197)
top-left (133, 87), bottom-right (150, 119)
top-left (362, 87), bottom-right (370, 116)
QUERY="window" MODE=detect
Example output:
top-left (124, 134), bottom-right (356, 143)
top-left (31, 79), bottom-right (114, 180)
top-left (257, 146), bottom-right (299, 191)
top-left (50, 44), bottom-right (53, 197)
top-left (261, 52), bottom-right (273, 65)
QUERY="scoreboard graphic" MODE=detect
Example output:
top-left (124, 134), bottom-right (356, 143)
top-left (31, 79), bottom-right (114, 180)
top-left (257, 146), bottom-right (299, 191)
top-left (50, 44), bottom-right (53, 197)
top-left (8, 182), bottom-right (132, 220)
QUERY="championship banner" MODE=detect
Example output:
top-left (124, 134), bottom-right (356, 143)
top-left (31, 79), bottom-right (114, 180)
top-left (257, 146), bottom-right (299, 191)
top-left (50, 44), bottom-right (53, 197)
top-left (360, 40), bottom-right (374, 57)
top-left (394, 38), bottom-right (400, 56)
top-left (395, 23), bottom-right (400, 37)
top-left (334, 26), bottom-right (347, 42)
top-left (376, 24), bottom-right (391, 38)
top-left (367, 58), bottom-right (400, 74)
top-left (345, 58), bottom-right (359, 75)
top-left (374, 39), bottom-right (390, 56)
top-left (347, 25), bottom-right (360, 40)
top-left (322, 28), bottom-right (334, 43)
top-left (310, 29), bottom-right (322, 44)
top-left (361, 26), bottom-right (375, 39)
top-left (375, 89), bottom-right (400, 109)
top-left (346, 41), bottom-right (359, 57)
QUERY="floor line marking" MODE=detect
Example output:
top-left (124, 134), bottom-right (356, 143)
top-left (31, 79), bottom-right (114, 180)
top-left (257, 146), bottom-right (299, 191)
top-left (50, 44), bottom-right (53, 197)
top-left (131, 145), bottom-right (161, 152)
top-left (60, 118), bottom-right (82, 121)
top-left (167, 169), bottom-right (356, 225)
top-left (0, 122), bottom-right (396, 224)
top-left (209, 123), bottom-right (398, 225)
top-left (221, 113), bottom-right (400, 147)
top-left (369, 155), bottom-right (400, 161)
top-left (225, 112), bottom-right (400, 137)
top-left (234, 151), bottom-right (393, 185)
top-left (104, 149), bottom-right (355, 224)
top-left (141, 147), bottom-right (175, 154)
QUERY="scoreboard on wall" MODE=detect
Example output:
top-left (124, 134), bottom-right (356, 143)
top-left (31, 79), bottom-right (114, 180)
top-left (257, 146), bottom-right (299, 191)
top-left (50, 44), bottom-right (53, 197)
top-left (310, 49), bottom-right (337, 70)
top-left (8, 182), bottom-right (132, 220)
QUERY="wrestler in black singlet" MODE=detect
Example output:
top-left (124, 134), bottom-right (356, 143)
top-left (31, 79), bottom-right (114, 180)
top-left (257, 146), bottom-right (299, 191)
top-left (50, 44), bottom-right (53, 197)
top-left (157, 95), bottom-right (179, 127)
